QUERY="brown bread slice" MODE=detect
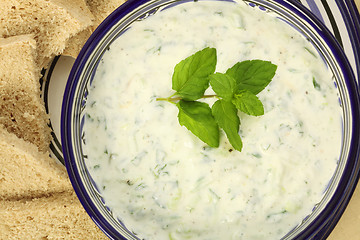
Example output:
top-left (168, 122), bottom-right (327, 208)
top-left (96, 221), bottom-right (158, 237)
top-left (0, 125), bottom-right (72, 201)
top-left (63, 27), bottom-right (93, 58)
top-left (0, 191), bottom-right (108, 239)
top-left (0, 0), bottom-right (94, 68)
top-left (63, 0), bottom-right (94, 58)
top-left (86, 0), bottom-right (127, 30)
top-left (0, 34), bottom-right (51, 153)
top-left (63, 0), bottom-right (128, 58)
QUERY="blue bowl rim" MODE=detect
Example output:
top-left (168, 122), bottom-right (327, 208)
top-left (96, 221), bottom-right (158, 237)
top-left (61, 0), bottom-right (360, 239)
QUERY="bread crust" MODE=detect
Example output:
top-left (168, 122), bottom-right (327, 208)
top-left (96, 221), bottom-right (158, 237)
top-left (0, 34), bottom-right (51, 153)
top-left (0, 191), bottom-right (108, 239)
top-left (0, 124), bottom-right (72, 201)
top-left (0, 1), bottom-right (130, 238)
top-left (63, 0), bottom-right (129, 58)
top-left (0, 0), bottom-right (94, 68)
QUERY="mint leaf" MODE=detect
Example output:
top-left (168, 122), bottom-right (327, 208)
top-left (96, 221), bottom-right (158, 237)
top-left (226, 60), bottom-right (277, 94)
top-left (212, 100), bottom-right (242, 151)
top-left (177, 100), bottom-right (219, 147)
top-left (232, 90), bottom-right (264, 116)
top-left (209, 73), bottom-right (236, 101)
top-left (172, 47), bottom-right (217, 100)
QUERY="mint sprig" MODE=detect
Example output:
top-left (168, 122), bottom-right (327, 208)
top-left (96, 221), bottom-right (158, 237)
top-left (158, 48), bottom-right (277, 151)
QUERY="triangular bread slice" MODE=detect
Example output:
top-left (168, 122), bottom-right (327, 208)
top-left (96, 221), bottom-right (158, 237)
top-left (63, 27), bottom-right (93, 58)
top-left (0, 0), bottom-right (94, 68)
top-left (0, 191), bottom-right (107, 239)
top-left (0, 125), bottom-right (72, 201)
top-left (86, 0), bottom-right (127, 30)
top-left (63, 0), bottom-right (128, 58)
top-left (0, 34), bottom-right (51, 152)
top-left (63, 0), bottom-right (94, 58)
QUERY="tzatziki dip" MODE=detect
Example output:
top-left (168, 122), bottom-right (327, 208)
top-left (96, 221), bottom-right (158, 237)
top-left (83, 1), bottom-right (342, 239)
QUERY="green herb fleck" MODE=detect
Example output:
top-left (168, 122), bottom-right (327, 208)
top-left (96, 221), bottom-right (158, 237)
top-left (313, 77), bottom-right (321, 90)
top-left (252, 153), bottom-right (262, 158)
top-left (304, 47), bottom-right (317, 58)
top-left (209, 188), bottom-right (221, 201)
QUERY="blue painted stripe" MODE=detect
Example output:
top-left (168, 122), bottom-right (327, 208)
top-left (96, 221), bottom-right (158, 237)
top-left (336, 0), bottom-right (360, 84)
top-left (306, 0), bottom-right (325, 22)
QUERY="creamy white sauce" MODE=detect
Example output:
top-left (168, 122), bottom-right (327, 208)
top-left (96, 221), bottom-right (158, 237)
top-left (84, 1), bottom-right (342, 239)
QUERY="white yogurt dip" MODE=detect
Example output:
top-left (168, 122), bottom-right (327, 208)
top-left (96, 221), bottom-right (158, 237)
top-left (83, 1), bottom-right (342, 239)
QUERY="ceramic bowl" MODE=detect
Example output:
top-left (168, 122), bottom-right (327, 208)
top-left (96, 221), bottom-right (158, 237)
top-left (61, 0), bottom-right (360, 239)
